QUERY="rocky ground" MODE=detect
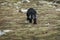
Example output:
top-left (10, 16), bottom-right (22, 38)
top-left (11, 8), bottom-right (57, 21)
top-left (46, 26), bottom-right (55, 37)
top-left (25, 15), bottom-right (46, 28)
top-left (0, 0), bottom-right (60, 40)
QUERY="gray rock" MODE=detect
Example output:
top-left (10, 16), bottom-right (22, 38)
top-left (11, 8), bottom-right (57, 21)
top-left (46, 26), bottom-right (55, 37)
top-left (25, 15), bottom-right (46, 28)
top-left (0, 30), bottom-right (13, 36)
top-left (22, 0), bottom-right (30, 3)
top-left (0, 30), bottom-right (5, 36)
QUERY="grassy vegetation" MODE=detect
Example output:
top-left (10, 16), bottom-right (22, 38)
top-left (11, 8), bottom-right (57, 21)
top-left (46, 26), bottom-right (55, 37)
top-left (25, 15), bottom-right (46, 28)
top-left (0, 0), bottom-right (60, 40)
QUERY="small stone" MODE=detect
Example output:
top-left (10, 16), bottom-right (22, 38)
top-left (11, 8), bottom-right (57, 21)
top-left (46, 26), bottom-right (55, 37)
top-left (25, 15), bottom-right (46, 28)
top-left (25, 21), bottom-right (29, 23)
top-left (56, 8), bottom-right (60, 11)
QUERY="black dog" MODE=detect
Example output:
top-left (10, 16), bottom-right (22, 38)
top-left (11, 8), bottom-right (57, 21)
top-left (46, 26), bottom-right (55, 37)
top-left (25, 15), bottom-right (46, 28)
top-left (26, 8), bottom-right (37, 24)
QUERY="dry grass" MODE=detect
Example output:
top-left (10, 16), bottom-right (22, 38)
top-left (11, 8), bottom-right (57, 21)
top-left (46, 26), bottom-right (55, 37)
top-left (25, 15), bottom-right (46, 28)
top-left (0, 0), bottom-right (60, 40)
